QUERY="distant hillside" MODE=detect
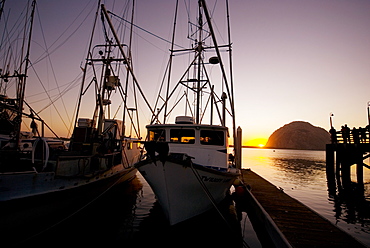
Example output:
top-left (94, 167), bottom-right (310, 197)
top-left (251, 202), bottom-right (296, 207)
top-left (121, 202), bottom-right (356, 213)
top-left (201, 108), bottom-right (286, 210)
top-left (265, 121), bottom-right (330, 150)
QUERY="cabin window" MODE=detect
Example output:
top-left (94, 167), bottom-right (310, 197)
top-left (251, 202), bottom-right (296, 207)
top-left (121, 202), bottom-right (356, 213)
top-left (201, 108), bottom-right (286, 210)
top-left (149, 129), bottom-right (166, 142)
top-left (200, 130), bottom-right (224, 146)
top-left (170, 129), bottom-right (195, 144)
top-left (127, 142), bottom-right (133, 150)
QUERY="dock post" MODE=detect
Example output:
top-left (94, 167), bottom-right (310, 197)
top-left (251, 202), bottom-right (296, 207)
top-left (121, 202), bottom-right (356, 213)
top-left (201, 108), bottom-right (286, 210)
top-left (356, 150), bottom-right (364, 187)
top-left (341, 149), bottom-right (351, 188)
top-left (235, 126), bottom-right (242, 169)
top-left (326, 144), bottom-right (336, 194)
top-left (335, 147), bottom-right (342, 179)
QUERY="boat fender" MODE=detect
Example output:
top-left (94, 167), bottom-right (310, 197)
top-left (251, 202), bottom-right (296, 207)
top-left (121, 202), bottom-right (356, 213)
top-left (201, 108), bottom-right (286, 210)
top-left (32, 137), bottom-right (49, 171)
top-left (233, 178), bottom-right (242, 186)
top-left (234, 185), bottom-right (246, 197)
top-left (233, 178), bottom-right (247, 197)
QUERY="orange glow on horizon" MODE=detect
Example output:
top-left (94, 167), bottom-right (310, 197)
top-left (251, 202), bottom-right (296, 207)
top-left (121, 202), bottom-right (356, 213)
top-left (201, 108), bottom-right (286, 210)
top-left (244, 137), bottom-right (268, 148)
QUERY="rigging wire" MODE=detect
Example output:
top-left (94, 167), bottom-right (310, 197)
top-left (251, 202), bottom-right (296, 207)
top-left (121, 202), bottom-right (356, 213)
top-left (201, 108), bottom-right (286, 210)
top-left (29, 70), bottom-right (88, 112)
top-left (0, 3), bottom-right (29, 94)
top-left (28, 78), bottom-right (80, 106)
top-left (34, 5), bottom-right (71, 126)
top-left (108, 11), bottom-right (186, 50)
top-left (163, 0), bottom-right (179, 124)
top-left (32, 0), bottom-right (96, 66)
top-left (28, 62), bottom-right (70, 132)
top-left (26, 73), bottom-right (82, 99)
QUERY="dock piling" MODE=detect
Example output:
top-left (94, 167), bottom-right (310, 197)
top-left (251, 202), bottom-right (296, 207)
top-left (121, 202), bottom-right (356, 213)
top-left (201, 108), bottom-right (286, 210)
top-left (326, 127), bottom-right (370, 188)
top-left (326, 144), bottom-right (336, 194)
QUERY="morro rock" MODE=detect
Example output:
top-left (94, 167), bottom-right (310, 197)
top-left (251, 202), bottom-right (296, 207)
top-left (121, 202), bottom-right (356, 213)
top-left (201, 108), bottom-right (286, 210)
top-left (265, 121), bottom-right (330, 150)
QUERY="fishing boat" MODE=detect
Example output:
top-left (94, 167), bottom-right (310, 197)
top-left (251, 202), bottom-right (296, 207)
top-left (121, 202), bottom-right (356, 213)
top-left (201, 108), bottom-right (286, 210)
top-left (136, 0), bottom-right (242, 225)
top-left (0, 2), bottom-right (144, 202)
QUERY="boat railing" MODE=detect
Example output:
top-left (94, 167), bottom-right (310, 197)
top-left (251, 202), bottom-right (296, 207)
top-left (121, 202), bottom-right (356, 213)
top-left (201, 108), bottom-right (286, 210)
top-left (55, 151), bottom-right (121, 177)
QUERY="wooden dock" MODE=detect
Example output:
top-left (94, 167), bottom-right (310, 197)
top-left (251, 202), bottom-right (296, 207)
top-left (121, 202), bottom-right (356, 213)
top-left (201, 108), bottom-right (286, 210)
top-left (327, 126), bottom-right (370, 187)
top-left (239, 169), bottom-right (366, 248)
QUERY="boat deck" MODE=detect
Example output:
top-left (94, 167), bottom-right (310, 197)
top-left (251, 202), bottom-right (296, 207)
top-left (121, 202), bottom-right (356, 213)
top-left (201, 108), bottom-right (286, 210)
top-left (240, 169), bottom-right (367, 248)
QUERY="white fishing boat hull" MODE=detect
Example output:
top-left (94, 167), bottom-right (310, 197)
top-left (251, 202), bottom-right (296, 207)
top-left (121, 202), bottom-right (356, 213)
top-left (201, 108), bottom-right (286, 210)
top-left (136, 154), bottom-right (239, 225)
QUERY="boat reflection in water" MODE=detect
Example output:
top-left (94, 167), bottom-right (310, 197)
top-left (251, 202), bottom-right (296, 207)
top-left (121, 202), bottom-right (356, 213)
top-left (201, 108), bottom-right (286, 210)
top-left (243, 148), bottom-right (370, 246)
top-left (2, 174), bottom-right (255, 247)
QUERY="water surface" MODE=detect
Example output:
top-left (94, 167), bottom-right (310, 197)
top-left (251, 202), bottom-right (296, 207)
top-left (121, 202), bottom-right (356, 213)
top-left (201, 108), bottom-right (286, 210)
top-left (5, 148), bottom-right (369, 247)
top-left (3, 173), bottom-right (257, 247)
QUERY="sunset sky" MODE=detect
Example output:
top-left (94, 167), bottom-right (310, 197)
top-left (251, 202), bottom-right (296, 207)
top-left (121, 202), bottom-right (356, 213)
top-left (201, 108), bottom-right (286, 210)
top-left (2, 0), bottom-right (370, 147)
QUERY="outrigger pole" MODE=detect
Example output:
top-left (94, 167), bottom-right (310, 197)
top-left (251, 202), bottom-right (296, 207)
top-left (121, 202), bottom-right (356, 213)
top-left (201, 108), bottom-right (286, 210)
top-left (122, 0), bottom-right (136, 136)
top-left (101, 5), bottom-right (156, 119)
top-left (199, 0), bottom-right (236, 137)
top-left (73, 0), bottom-right (101, 131)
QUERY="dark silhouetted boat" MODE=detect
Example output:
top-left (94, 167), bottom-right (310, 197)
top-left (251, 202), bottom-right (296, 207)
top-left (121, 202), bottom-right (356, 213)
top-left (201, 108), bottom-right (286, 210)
top-left (0, 2), bottom-right (144, 203)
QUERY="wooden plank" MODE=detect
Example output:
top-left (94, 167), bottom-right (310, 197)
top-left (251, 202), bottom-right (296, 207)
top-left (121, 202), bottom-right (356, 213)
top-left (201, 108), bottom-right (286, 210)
top-left (240, 169), bottom-right (367, 248)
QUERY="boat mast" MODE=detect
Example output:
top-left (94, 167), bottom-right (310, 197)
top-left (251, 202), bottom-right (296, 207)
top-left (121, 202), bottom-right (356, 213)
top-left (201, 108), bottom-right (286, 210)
top-left (163, 0), bottom-right (179, 124)
top-left (200, 0), bottom-right (235, 135)
top-left (226, 0), bottom-right (235, 116)
top-left (195, 1), bottom-right (203, 124)
top-left (0, 0), bottom-right (5, 21)
top-left (14, 0), bottom-right (36, 147)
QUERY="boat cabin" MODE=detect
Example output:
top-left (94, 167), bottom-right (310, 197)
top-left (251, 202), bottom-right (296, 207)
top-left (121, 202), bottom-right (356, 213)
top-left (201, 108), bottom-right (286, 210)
top-left (146, 116), bottom-right (230, 170)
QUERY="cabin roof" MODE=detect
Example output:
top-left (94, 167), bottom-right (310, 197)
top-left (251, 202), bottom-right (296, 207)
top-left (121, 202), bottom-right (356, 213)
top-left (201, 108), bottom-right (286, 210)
top-left (146, 123), bottom-right (227, 130)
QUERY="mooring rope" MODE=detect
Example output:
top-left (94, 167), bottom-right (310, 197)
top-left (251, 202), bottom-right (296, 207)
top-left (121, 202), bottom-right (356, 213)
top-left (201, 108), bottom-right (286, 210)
top-left (189, 162), bottom-right (229, 223)
top-left (189, 162), bottom-right (251, 248)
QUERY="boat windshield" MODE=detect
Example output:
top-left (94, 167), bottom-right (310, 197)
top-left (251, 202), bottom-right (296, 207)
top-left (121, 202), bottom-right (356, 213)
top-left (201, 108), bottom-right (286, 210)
top-left (170, 129), bottom-right (195, 144)
top-left (200, 130), bottom-right (224, 146)
top-left (149, 129), bottom-right (166, 142)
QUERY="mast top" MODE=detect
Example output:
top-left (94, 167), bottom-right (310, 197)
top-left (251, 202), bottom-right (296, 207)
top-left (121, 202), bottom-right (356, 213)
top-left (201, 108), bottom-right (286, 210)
top-left (153, 0), bottom-right (235, 131)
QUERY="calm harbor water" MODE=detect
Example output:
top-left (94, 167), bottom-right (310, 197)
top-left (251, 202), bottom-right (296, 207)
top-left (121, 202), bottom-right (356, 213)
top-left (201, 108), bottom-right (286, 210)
top-left (3, 148), bottom-right (370, 247)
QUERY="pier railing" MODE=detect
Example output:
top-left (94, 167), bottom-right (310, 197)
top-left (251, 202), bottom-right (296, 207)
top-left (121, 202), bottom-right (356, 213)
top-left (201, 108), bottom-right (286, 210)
top-left (330, 128), bottom-right (370, 144)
